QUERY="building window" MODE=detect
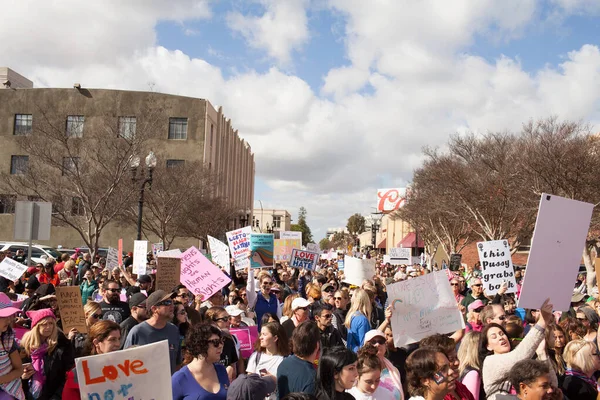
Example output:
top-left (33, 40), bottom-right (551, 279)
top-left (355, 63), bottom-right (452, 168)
top-left (0, 195), bottom-right (16, 214)
top-left (210, 124), bottom-right (214, 147)
top-left (118, 116), bottom-right (136, 139)
top-left (62, 157), bottom-right (80, 176)
top-left (66, 115), bottom-right (85, 137)
top-left (273, 216), bottom-right (281, 228)
top-left (10, 155), bottom-right (28, 175)
top-left (72, 197), bottom-right (84, 215)
top-left (14, 114), bottom-right (32, 135)
top-left (168, 118), bottom-right (188, 140)
top-left (166, 159), bottom-right (185, 168)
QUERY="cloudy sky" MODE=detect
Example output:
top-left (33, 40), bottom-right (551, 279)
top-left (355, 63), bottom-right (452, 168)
top-left (3, 0), bottom-right (600, 239)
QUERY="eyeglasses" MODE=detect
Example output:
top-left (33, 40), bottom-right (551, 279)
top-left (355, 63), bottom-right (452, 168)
top-left (155, 300), bottom-right (173, 307)
top-left (107, 288), bottom-right (120, 293)
top-left (474, 307), bottom-right (484, 313)
top-left (177, 293), bottom-right (190, 298)
top-left (370, 337), bottom-right (386, 345)
top-left (207, 338), bottom-right (225, 347)
top-left (262, 282), bottom-right (272, 286)
top-left (324, 287), bottom-right (335, 293)
top-left (213, 317), bottom-right (229, 322)
top-left (240, 293), bottom-right (247, 297)
top-left (450, 283), bottom-right (459, 286)
top-left (472, 284), bottom-right (483, 287)
top-left (320, 314), bottom-right (333, 320)
top-left (334, 297), bottom-right (344, 301)
top-left (91, 313), bottom-right (102, 319)
top-left (576, 317), bottom-right (587, 321)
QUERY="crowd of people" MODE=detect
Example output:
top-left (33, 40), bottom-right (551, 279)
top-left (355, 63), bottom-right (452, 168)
top-left (0, 248), bottom-right (597, 400)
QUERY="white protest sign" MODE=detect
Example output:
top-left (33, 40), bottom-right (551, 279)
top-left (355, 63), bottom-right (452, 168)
top-left (290, 249), bottom-right (319, 270)
top-left (226, 226), bottom-right (252, 260)
top-left (76, 340), bottom-right (172, 400)
top-left (0, 257), bottom-right (27, 282)
top-left (306, 243), bottom-right (320, 253)
top-left (157, 249), bottom-right (182, 258)
top-left (208, 235), bottom-right (230, 268)
top-left (518, 193), bottom-right (594, 311)
top-left (389, 247), bottom-right (411, 265)
top-left (476, 239), bottom-right (517, 295)
top-left (106, 247), bottom-right (119, 270)
top-left (383, 255), bottom-right (391, 264)
top-left (132, 240), bottom-right (148, 275)
top-left (343, 256), bottom-right (376, 286)
top-left (388, 270), bottom-right (465, 346)
top-left (281, 231), bottom-right (302, 240)
top-left (233, 257), bottom-right (250, 271)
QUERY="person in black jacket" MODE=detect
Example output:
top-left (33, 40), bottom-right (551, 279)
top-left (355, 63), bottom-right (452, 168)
top-left (314, 304), bottom-right (344, 350)
top-left (20, 308), bottom-right (75, 400)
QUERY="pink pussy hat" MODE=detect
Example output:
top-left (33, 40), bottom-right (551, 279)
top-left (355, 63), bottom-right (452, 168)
top-left (0, 293), bottom-right (22, 318)
top-left (26, 308), bottom-right (56, 329)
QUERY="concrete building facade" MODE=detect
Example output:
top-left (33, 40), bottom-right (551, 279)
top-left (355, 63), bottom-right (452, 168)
top-left (251, 208), bottom-right (292, 233)
top-left (0, 76), bottom-right (254, 250)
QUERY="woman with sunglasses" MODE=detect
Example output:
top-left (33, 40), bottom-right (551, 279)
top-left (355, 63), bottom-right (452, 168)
top-left (206, 307), bottom-right (241, 382)
top-left (558, 339), bottom-right (600, 400)
top-left (172, 323), bottom-right (230, 400)
top-left (68, 301), bottom-right (104, 357)
top-left (450, 278), bottom-right (464, 307)
top-left (333, 289), bottom-right (350, 344)
top-left (405, 348), bottom-right (457, 400)
top-left (361, 330), bottom-right (404, 400)
top-left (173, 301), bottom-right (190, 356)
top-left (465, 301), bottom-right (484, 333)
top-left (574, 305), bottom-right (599, 343)
top-left (315, 346), bottom-right (358, 400)
top-left (247, 270), bottom-right (282, 328)
top-left (37, 262), bottom-right (60, 288)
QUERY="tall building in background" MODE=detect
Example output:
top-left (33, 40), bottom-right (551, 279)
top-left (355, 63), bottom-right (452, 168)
top-left (0, 68), bottom-right (33, 89)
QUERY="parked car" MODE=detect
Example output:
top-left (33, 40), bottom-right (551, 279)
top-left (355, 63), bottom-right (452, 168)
top-left (0, 242), bottom-right (61, 265)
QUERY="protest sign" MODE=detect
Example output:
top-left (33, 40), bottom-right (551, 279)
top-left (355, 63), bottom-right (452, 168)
top-left (106, 247), bottom-right (119, 271)
top-left (306, 242), bottom-right (320, 253)
top-left (250, 234), bottom-right (274, 268)
top-left (327, 249), bottom-right (336, 261)
top-left (117, 238), bottom-right (123, 266)
top-left (388, 270), bottom-right (465, 346)
top-left (226, 226), bottom-right (252, 260)
top-left (157, 248), bottom-right (182, 258)
top-left (0, 257), bottom-right (27, 282)
top-left (274, 238), bottom-right (302, 262)
top-left (151, 243), bottom-right (163, 258)
top-left (56, 286), bottom-right (87, 334)
top-left (230, 326), bottom-right (259, 358)
top-left (343, 256), bottom-right (376, 286)
top-left (76, 340), bottom-right (172, 400)
top-left (338, 259), bottom-right (345, 270)
top-left (518, 193), bottom-right (594, 311)
top-left (234, 257), bottom-right (250, 271)
top-left (156, 257), bottom-right (181, 292)
top-left (281, 231), bottom-right (302, 240)
top-left (207, 235), bottom-right (230, 268)
top-left (383, 255), bottom-right (391, 264)
top-left (476, 239), bottom-right (517, 295)
top-left (449, 254), bottom-right (462, 271)
top-left (132, 240), bottom-right (148, 275)
top-left (180, 246), bottom-right (231, 297)
top-left (389, 248), bottom-right (411, 265)
top-left (290, 249), bottom-right (318, 270)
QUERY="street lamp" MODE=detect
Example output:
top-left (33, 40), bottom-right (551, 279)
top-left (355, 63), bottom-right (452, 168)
top-left (239, 208), bottom-right (251, 227)
top-left (369, 213), bottom-right (383, 249)
top-left (131, 151), bottom-right (157, 240)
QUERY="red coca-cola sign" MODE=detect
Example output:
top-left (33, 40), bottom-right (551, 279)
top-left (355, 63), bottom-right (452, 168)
top-left (377, 188), bottom-right (407, 212)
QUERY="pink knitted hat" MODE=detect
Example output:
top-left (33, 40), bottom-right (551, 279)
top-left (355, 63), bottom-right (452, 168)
top-left (26, 308), bottom-right (56, 329)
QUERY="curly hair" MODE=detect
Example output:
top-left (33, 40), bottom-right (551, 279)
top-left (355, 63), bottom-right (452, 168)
top-left (507, 359), bottom-right (550, 394)
top-left (186, 323), bottom-right (222, 358)
top-left (405, 348), bottom-right (440, 397)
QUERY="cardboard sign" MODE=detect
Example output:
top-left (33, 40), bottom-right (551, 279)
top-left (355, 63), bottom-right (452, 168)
top-left (226, 226), bottom-right (252, 260)
top-left (377, 188), bottom-right (407, 212)
top-left (132, 240), bottom-right (148, 275)
top-left (449, 254), bottom-right (462, 271)
top-left (207, 235), bottom-right (230, 268)
top-left (250, 234), bottom-right (274, 268)
top-left (180, 246), bottom-right (231, 297)
top-left (106, 247), bottom-right (119, 271)
top-left (518, 193), bottom-right (594, 311)
top-left (343, 256), bottom-right (376, 286)
top-left (275, 238), bottom-right (302, 262)
top-left (476, 239), bottom-right (517, 295)
top-left (76, 340), bottom-right (172, 400)
top-left (290, 249), bottom-right (318, 270)
top-left (156, 257), bottom-right (181, 292)
top-left (0, 257), bottom-right (27, 282)
top-left (389, 248), bottom-right (411, 265)
top-left (230, 326), bottom-right (259, 358)
top-left (151, 243), bottom-right (163, 258)
top-left (306, 243), bottom-right (320, 253)
top-left (117, 238), bottom-right (123, 266)
top-left (388, 270), bottom-right (465, 346)
top-left (56, 286), bottom-right (87, 334)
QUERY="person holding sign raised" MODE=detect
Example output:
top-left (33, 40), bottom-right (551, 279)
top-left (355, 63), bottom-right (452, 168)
top-left (247, 269), bottom-right (282, 329)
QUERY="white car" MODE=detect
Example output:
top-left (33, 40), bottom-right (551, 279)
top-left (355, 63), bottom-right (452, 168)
top-left (0, 242), bottom-right (61, 265)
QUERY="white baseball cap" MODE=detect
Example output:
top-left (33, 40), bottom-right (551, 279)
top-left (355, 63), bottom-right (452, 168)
top-left (225, 305), bottom-right (244, 317)
top-left (291, 297), bottom-right (310, 311)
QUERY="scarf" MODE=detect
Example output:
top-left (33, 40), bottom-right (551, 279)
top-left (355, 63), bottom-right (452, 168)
top-left (29, 343), bottom-right (48, 399)
top-left (0, 331), bottom-right (25, 400)
top-left (381, 357), bottom-right (404, 400)
top-left (564, 368), bottom-right (600, 392)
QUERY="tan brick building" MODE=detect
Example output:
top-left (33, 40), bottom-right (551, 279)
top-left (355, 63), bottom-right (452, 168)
top-left (0, 72), bottom-right (254, 251)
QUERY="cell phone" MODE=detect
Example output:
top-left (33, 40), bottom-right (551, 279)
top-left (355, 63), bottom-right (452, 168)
top-left (259, 368), bottom-right (268, 376)
top-left (433, 371), bottom-right (447, 384)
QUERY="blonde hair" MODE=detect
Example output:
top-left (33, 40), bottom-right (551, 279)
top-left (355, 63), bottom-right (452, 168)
top-left (21, 317), bottom-right (58, 355)
top-left (305, 283), bottom-right (321, 301)
top-left (84, 301), bottom-right (101, 318)
top-left (563, 339), bottom-right (597, 374)
top-left (283, 293), bottom-right (299, 318)
top-left (64, 260), bottom-right (76, 270)
top-left (458, 331), bottom-right (481, 376)
top-left (345, 288), bottom-right (372, 328)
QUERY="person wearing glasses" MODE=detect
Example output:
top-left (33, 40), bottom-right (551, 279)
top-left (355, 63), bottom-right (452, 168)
top-left (460, 279), bottom-right (488, 311)
top-left (98, 279), bottom-right (130, 324)
top-left (124, 289), bottom-right (181, 374)
top-left (68, 301), bottom-right (105, 357)
top-left (465, 300), bottom-right (484, 333)
top-left (361, 330), bottom-right (404, 400)
top-left (247, 270), bottom-right (283, 329)
top-left (205, 306), bottom-right (241, 381)
top-left (172, 323), bottom-right (230, 400)
top-left (480, 304), bottom-right (507, 328)
top-left (405, 348), bottom-right (458, 400)
top-left (173, 284), bottom-right (202, 325)
top-left (574, 305), bottom-right (599, 343)
top-left (282, 297), bottom-right (311, 341)
top-left (558, 339), bottom-right (600, 400)
top-left (315, 304), bottom-right (345, 349)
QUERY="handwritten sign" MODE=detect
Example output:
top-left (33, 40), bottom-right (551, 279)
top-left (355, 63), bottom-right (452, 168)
top-left (208, 235), bottom-right (230, 268)
top-left (377, 188), bottom-right (407, 212)
top-left (388, 270), bottom-right (465, 346)
top-left (389, 248), bottom-right (411, 265)
top-left (180, 246), bottom-right (231, 297)
top-left (157, 249), bottom-right (182, 258)
top-left (0, 257), bottom-right (27, 282)
top-left (56, 286), bottom-right (87, 334)
top-left (306, 243), bottom-right (320, 253)
top-left (156, 257), bottom-right (181, 292)
top-left (476, 239), bottom-right (517, 295)
top-left (230, 326), bottom-right (259, 358)
top-left (76, 340), bottom-right (172, 400)
top-left (290, 249), bottom-right (318, 270)
top-left (132, 240), bottom-right (148, 275)
top-left (274, 239), bottom-right (302, 262)
top-left (118, 238), bottom-right (123, 266)
top-left (106, 247), bottom-right (119, 271)
top-left (449, 254), bottom-right (462, 271)
top-left (337, 259), bottom-right (345, 270)
top-left (343, 256), bottom-right (375, 286)
top-left (151, 243), bottom-right (163, 258)
top-left (226, 226), bottom-right (252, 260)
top-left (280, 231), bottom-right (302, 240)
top-left (250, 234), bottom-right (274, 268)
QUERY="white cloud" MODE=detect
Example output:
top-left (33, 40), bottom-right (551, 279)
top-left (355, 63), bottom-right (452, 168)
top-left (226, 0), bottom-right (310, 65)
top-left (550, 0), bottom-right (600, 14)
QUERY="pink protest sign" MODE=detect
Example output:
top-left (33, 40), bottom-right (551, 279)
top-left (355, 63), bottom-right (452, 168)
top-left (230, 326), bottom-right (259, 358)
top-left (180, 246), bottom-right (231, 297)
